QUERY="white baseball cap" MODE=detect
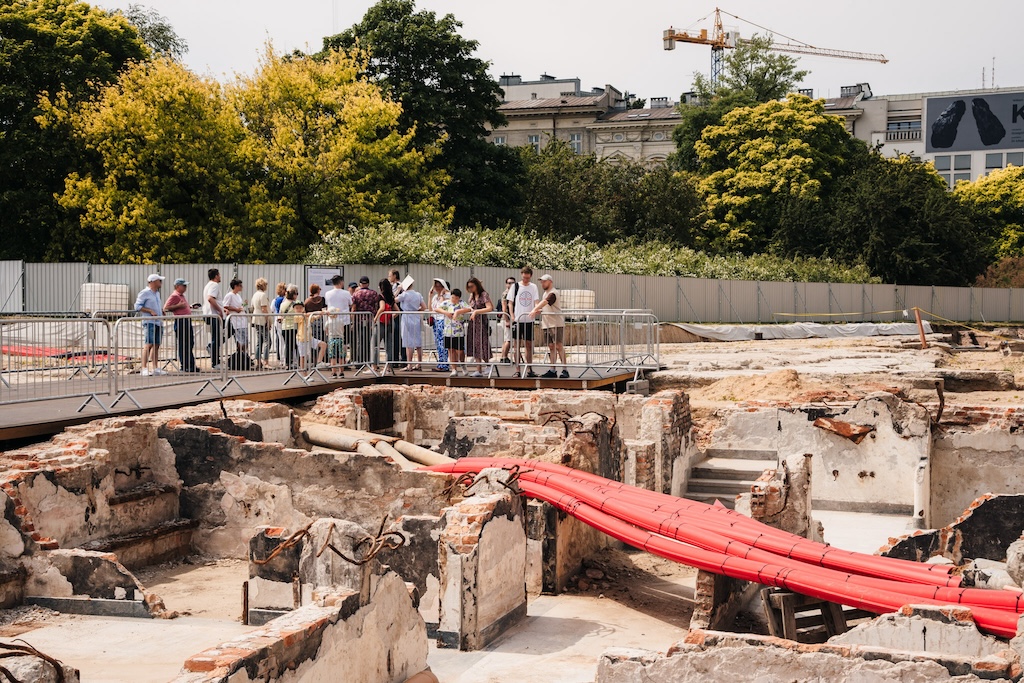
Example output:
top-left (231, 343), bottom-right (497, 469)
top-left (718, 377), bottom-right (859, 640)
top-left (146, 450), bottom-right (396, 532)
top-left (147, 274), bottom-right (165, 283)
top-left (539, 274), bottom-right (553, 282)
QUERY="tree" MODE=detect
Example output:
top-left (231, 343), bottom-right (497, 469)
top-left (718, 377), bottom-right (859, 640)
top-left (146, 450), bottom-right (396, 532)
top-left (0, 0), bottom-right (148, 260)
top-left (50, 59), bottom-right (250, 263)
top-left (953, 165), bottom-right (1024, 259)
top-left (672, 35), bottom-right (808, 172)
top-left (322, 0), bottom-right (525, 228)
top-left (119, 4), bottom-right (187, 60)
top-left (693, 35), bottom-right (809, 103)
top-left (694, 94), bottom-right (865, 253)
top-left (231, 47), bottom-right (451, 259)
top-left (818, 155), bottom-right (991, 285)
top-left (519, 139), bottom-right (701, 245)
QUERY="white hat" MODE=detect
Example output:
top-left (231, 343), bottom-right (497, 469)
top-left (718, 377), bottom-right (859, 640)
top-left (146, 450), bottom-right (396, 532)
top-left (539, 274), bottom-right (553, 282)
top-left (147, 273), bottom-right (165, 283)
top-left (432, 277), bottom-right (449, 291)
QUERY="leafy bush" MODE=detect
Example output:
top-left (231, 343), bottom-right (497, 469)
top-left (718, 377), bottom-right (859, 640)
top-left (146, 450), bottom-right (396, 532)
top-left (309, 223), bottom-right (879, 283)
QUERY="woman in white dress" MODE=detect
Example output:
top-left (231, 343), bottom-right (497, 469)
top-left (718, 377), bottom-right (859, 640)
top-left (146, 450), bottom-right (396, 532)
top-left (396, 284), bottom-right (425, 370)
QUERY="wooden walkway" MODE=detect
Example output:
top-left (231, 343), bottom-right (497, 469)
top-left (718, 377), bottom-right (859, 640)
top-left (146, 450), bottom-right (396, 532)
top-left (0, 366), bottom-right (638, 442)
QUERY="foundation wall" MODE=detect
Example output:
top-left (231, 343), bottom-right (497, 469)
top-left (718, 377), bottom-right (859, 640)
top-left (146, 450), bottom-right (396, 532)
top-left (930, 406), bottom-right (1024, 526)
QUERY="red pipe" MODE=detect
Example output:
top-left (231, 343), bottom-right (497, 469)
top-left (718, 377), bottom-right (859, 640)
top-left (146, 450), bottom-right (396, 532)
top-left (516, 470), bottom-right (1022, 612)
top-left (515, 478), bottom-right (1021, 638)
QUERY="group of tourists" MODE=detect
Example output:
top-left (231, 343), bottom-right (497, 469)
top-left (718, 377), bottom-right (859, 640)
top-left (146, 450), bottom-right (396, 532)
top-left (133, 265), bottom-right (568, 379)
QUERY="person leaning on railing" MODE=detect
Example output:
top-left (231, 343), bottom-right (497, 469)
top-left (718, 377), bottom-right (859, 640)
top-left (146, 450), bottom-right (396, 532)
top-left (163, 278), bottom-right (198, 372)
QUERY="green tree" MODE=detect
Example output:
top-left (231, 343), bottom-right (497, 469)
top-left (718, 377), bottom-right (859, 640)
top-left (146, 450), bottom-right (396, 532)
top-left (0, 0), bottom-right (148, 260)
top-left (695, 94), bottom-right (865, 253)
top-left (673, 35), bottom-right (808, 172)
top-left (519, 139), bottom-right (701, 245)
top-left (953, 165), bottom-right (1024, 259)
top-left (49, 59), bottom-right (249, 263)
top-left (322, 0), bottom-right (525, 228)
top-left (231, 47), bottom-right (451, 259)
top-left (119, 4), bottom-right (187, 60)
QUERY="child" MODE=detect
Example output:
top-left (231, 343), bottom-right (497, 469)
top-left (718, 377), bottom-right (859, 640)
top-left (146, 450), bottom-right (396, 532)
top-left (323, 306), bottom-right (347, 378)
top-left (295, 302), bottom-right (327, 371)
top-left (434, 287), bottom-right (472, 377)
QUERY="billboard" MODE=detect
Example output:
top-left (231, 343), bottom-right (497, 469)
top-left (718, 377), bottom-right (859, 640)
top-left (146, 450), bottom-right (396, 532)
top-left (925, 92), bottom-right (1024, 153)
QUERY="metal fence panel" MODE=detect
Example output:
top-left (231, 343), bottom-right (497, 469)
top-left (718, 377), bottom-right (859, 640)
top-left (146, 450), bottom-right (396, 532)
top-left (977, 288), bottom-right (1011, 323)
top-left (584, 272), bottom-right (633, 311)
top-left (25, 262), bottom-right (89, 312)
top-left (828, 282), bottom-right (864, 322)
top-left (931, 285), bottom-right (971, 322)
top-left (0, 261), bottom-right (23, 312)
top-left (756, 281), bottom-right (794, 323)
top-left (801, 283), bottom-right (830, 322)
top-left (864, 284), bottom-right (899, 322)
top-left (1011, 290), bottom-right (1024, 322)
top-left (724, 281), bottom-right (758, 323)
top-left (167, 264), bottom-right (235, 298)
top-left (634, 275), bottom-right (673, 322)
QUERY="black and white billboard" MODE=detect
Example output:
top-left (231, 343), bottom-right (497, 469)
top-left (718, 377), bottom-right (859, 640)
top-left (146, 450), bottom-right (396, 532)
top-left (926, 92), bottom-right (1024, 153)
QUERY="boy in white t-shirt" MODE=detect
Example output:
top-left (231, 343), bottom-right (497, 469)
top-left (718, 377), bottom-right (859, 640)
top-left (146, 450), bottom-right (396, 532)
top-left (505, 266), bottom-right (539, 378)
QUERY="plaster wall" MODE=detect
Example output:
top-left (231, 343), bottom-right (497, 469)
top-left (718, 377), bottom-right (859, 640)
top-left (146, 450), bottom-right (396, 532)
top-left (931, 427), bottom-right (1024, 526)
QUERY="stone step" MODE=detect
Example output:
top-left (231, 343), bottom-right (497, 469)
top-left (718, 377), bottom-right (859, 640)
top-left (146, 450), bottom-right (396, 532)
top-left (703, 448), bottom-right (777, 461)
top-left (686, 477), bottom-right (756, 495)
top-left (78, 518), bottom-right (198, 570)
top-left (683, 491), bottom-right (738, 509)
top-left (691, 457), bottom-right (773, 481)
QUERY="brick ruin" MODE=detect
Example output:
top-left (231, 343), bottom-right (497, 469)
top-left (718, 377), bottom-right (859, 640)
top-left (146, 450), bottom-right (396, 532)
top-left (0, 384), bottom-right (1023, 681)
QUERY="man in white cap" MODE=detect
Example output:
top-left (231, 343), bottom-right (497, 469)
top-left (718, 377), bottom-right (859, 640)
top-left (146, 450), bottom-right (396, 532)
top-left (135, 274), bottom-right (165, 376)
top-left (532, 274), bottom-right (567, 378)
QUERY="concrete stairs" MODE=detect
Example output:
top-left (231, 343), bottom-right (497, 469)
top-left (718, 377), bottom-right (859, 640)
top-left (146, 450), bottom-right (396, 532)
top-left (685, 448), bottom-right (778, 510)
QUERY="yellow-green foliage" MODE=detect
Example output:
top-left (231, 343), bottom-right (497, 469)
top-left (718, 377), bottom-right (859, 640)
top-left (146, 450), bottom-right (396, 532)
top-left (954, 165), bottom-right (1024, 259)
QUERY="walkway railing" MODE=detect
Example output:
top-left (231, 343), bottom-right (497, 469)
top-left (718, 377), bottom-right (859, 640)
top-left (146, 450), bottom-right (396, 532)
top-left (0, 309), bottom-right (660, 410)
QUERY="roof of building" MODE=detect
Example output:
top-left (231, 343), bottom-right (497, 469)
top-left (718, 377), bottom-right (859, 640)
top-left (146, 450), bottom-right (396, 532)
top-left (599, 107), bottom-right (681, 122)
top-left (823, 95), bottom-right (862, 111)
top-left (499, 95), bottom-right (605, 111)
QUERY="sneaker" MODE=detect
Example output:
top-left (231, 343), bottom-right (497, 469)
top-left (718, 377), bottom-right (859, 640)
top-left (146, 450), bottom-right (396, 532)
top-left (316, 362), bottom-right (330, 369)
top-left (512, 372), bottom-right (521, 378)
top-left (140, 369), bottom-right (150, 377)
top-left (541, 369), bottom-right (557, 379)
top-left (560, 370), bottom-right (570, 379)
top-left (526, 371), bottom-right (538, 378)
top-left (211, 364), bottom-right (222, 371)
top-left (469, 371), bottom-right (483, 378)
top-left (153, 368), bottom-right (168, 376)
top-left (450, 370), bottom-right (458, 377)
top-left (501, 357), bottom-right (511, 364)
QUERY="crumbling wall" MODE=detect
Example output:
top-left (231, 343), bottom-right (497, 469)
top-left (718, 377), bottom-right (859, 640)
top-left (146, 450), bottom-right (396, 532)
top-left (931, 406), bottom-right (1024, 526)
top-left (162, 423), bottom-right (449, 558)
top-left (175, 571), bottom-right (427, 683)
top-left (437, 469), bottom-right (527, 650)
top-left (706, 394), bottom-right (930, 515)
top-left (597, 628), bottom-right (1022, 683)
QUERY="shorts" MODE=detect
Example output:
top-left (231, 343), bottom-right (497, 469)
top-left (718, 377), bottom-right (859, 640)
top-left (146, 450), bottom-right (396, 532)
top-left (503, 322), bottom-right (513, 344)
top-left (444, 336), bottom-right (466, 351)
top-left (232, 325), bottom-right (248, 345)
top-left (543, 326), bottom-right (564, 345)
top-left (297, 339), bottom-right (312, 356)
top-left (144, 324), bottom-right (162, 345)
top-left (513, 322), bottom-right (534, 342)
top-left (328, 337), bottom-right (344, 360)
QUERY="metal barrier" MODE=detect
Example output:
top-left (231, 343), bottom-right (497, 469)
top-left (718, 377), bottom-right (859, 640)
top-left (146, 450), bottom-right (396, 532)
top-left (0, 316), bottom-right (113, 411)
top-left (0, 308), bottom-right (661, 411)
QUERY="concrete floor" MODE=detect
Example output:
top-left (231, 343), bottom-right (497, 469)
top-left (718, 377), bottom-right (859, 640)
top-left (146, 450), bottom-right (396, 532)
top-left (1, 614), bottom-right (252, 683)
top-left (429, 590), bottom-right (693, 683)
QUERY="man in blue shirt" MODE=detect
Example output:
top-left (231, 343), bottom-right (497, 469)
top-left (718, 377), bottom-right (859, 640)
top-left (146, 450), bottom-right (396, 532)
top-left (135, 274), bottom-right (165, 377)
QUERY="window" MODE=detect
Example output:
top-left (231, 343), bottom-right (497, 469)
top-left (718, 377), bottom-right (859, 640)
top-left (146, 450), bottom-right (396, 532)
top-left (527, 134), bottom-right (540, 152)
top-left (986, 153), bottom-right (1002, 169)
top-left (954, 155), bottom-right (971, 170)
top-left (1008, 152), bottom-right (1024, 167)
top-left (569, 132), bottom-right (582, 154)
top-left (933, 156), bottom-right (950, 171)
top-left (652, 131), bottom-right (666, 141)
top-left (886, 120), bottom-right (921, 130)
top-left (492, 136), bottom-right (506, 146)
top-left (953, 172), bottom-right (972, 184)
top-left (612, 132), bottom-right (624, 142)
top-left (939, 173), bottom-right (951, 188)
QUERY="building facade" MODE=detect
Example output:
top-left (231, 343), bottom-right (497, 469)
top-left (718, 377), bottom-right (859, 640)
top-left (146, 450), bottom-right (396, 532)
top-left (487, 74), bottom-right (680, 165)
top-left (826, 84), bottom-right (1024, 187)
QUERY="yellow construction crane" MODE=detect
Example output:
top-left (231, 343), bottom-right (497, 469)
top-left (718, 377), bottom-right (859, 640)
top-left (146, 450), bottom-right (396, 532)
top-left (663, 8), bottom-right (887, 89)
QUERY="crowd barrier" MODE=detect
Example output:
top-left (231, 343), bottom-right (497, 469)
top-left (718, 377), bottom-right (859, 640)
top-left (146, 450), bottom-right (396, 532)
top-left (0, 308), bottom-right (661, 410)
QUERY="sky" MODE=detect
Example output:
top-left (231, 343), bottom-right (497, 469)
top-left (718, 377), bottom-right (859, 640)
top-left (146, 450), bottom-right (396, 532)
top-left (98, 0), bottom-right (1024, 101)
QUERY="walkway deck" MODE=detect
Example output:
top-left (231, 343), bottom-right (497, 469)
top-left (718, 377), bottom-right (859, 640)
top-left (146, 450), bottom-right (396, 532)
top-left (0, 366), bottom-right (638, 442)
